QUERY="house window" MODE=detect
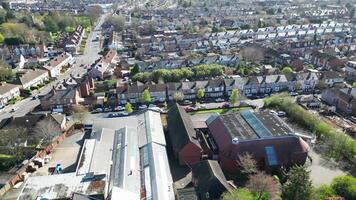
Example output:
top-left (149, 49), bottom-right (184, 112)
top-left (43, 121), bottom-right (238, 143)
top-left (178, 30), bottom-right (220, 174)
top-left (245, 89), bottom-right (250, 94)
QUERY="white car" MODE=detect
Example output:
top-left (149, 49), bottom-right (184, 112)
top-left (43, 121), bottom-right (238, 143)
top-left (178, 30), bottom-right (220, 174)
top-left (114, 106), bottom-right (124, 111)
top-left (11, 107), bottom-right (18, 112)
top-left (139, 105), bottom-right (148, 109)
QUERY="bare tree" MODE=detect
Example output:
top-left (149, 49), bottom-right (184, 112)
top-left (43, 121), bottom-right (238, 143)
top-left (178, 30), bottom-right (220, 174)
top-left (173, 92), bottom-right (184, 102)
top-left (0, 127), bottom-right (28, 146)
top-left (237, 152), bottom-right (258, 175)
top-left (33, 118), bottom-right (61, 144)
top-left (71, 105), bottom-right (89, 124)
top-left (247, 171), bottom-right (281, 200)
top-left (240, 47), bottom-right (264, 64)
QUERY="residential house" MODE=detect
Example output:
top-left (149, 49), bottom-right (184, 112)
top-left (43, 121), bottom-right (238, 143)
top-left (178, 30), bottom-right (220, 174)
top-left (205, 79), bottom-right (225, 98)
top-left (16, 69), bottom-right (49, 90)
top-left (322, 87), bottom-right (356, 117)
top-left (244, 75), bottom-right (288, 96)
top-left (117, 82), bottom-right (167, 104)
top-left (40, 75), bottom-right (94, 111)
top-left (167, 104), bottom-right (203, 165)
top-left (318, 71), bottom-right (345, 87)
top-left (89, 50), bottom-right (118, 80)
top-left (0, 83), bottom-right (20, 107)
top-left (43, 53), bottom-right (73, 78)
top-left (286, 71), bottom-right (319, 92)
top-left (345, 61), bottom-right (356, 76)
top-left (308, 51), bottom-right (345, 70)
top-left (64, 26), bottom-right (85, 54)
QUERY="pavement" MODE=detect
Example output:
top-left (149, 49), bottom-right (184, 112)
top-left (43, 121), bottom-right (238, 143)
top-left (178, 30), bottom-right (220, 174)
top-left (0, 14), bottom-right (108, 121)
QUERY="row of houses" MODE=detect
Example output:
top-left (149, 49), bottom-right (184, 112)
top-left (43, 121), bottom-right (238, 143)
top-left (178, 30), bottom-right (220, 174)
top-left (0, 53), bottom-right (73, 107)
top-left (39, 74), bottom-right (95, 112)
top-left (115, 70), bottom-right (345, 105)
top-left (64, 26), bottom-right (86, 54)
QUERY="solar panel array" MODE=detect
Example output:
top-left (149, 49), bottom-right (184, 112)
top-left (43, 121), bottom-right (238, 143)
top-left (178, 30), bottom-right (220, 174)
top-left (240, 110), bottom-right (272, 138)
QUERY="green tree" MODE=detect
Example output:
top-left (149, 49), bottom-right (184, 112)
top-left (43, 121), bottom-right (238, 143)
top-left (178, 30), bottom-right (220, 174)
top-left (229, 89), bottom-right (239, 106)
top-left (0, 9), bottom-right (7, 24)
top-left (144, 20), bottom-right (157, 34)
top-left (0, 32), bottom-right (4, 43)
top-left (140, 89), bottom-right (152, 104)
top-left (0, 60), bottom-right (13, 82)
top-left (196, 88), bottom-right (205, 101)
top-left (313, 184), bottom-right (337, 200)
top-left (282, 165), bottom-right (313, 200)
top-left (43, 16), bottom-right (59, 32)
top-left (130, 64), bottom-right (140, 76)
top-left (106, 15), bottom-right (125, 32)
top-left (221, 188), bottom-right (255, 200)
top-left (352, 81), bottom-right (356, 87)
top-left (125, 102), bottom-right (133, 113)
top-left (331, 175), bottom-right (356, 200)
top-left (281, 67), bottom-right (293, 75)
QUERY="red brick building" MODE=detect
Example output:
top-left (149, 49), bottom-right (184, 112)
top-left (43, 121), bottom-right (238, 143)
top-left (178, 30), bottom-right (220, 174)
top-left (206, 110), bottom-right (309, 173)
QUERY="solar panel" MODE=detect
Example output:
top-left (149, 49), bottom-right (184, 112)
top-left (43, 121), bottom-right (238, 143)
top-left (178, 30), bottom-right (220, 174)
top-left (240, 110), bottom-right (272, 138)
top-left (265, 146), bottom-right (278, 166)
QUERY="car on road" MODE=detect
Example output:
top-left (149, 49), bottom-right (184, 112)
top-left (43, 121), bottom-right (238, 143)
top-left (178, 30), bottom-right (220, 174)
top-left (91, 108), bottom-right (103, 113)
top-left (184, 106), bottom-right (196, 112)
top-left (290, 92), bottom-right (299, 96)
top-left (32, 95), bottom-right (39, 100)
top-left (108, 112), bottom-right (129, 118)
top-left (139, 105), bottom-right (148, 109)
top-left (221, 103), bottom-right (230, 108)
top-left (114, 106), bottom-right (124, 111)
top-left (11, 107), bottom-right (18, 112)
top-left (215, 98), bottom-right (225, 102)
top-left (196, 104), bottom-right (207, 109)
top-left (181, 100), bottom-right (193, 105)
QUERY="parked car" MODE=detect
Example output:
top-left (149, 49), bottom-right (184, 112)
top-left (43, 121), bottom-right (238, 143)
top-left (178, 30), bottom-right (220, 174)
top-left (277, 111), bottom-right (286, 117)
top-left (290, 92), bottom-right (299, 96)
top-left (103, 107), bottom-right (112, 112)
top-left (196, 104), bottom-right (207, 109)
top-left (139, 105), bottom-right (148, 109)
top-left (184, 106), bottom-right (196, 112)
top-left (11, 107), bottom-right (18, 112)
top-left (114, 106), bottom-right (124, 111)
top-left (222, 103), bottom-right (230, 108)
top-left (91, 108), bottom-right (103, 113)
top-left (215, 98), bottom-right (225, 102)
top-left (181, 100), bottom-right (193, 105)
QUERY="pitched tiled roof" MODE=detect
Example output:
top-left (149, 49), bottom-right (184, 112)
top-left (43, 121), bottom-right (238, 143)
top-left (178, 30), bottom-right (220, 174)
top-left (192, 160), bottom-right (233, 199)
top-left (0, 83), bottom-right (19, 95)
top-left (18, 69), bottom-right (48, 86)
top-left (167, 104), bottom-right (201, 151)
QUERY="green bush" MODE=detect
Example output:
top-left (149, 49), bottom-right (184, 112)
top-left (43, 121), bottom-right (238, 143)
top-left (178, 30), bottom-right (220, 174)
top-left (264, 93), bottom-right (356, 165)
top-left (331, 176), bottom-right (356, 200)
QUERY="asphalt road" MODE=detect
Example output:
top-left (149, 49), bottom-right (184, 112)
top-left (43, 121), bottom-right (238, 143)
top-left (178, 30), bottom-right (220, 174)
top-left (0, 14), bottom-right (108, 121)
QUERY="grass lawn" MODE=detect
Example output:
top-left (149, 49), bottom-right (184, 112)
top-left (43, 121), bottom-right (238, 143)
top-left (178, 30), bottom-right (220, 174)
top-left (0, 154), bottom-right (14, 159)
top-left (189, 106), bottom-right (251, 115)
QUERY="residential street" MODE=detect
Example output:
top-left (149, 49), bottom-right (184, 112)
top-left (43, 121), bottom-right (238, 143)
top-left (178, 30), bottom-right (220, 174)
top-left (0, 14), bottom-right (108, 121)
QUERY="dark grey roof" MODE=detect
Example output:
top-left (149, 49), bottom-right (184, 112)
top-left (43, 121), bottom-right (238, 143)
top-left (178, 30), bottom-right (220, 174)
top-left (192, 160), bottom-right (233, 200)
top-left (167, 104), bottom-right (201, 151)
